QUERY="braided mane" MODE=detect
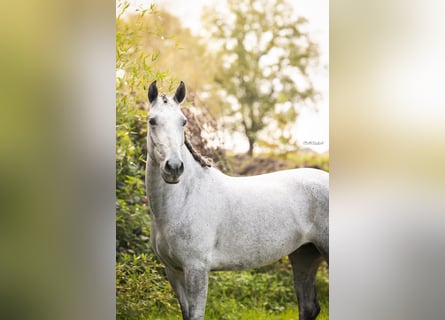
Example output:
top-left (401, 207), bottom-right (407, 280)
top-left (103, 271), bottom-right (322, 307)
top-left (184, 135), bottom-right (213, 168)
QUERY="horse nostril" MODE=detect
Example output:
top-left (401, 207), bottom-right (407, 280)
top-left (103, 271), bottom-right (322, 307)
top-left (164, 160), bottom-right (184, 176)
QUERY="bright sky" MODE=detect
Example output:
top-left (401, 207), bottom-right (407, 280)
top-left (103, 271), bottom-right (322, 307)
top-left (122, 0), bottom-right (329, 153)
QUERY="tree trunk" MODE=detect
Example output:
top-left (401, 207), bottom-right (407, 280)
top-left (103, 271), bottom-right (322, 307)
top-left (247, 136), bottom-right (255, 156)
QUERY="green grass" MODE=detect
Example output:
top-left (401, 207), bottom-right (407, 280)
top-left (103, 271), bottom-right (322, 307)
top-left (149, 305), bottom-right (328, 320)
top-left (235, 306), bottom-right (328, 320)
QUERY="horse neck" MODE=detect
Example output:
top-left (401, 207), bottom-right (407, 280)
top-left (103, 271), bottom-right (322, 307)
top-left (146, 139), bottom-right (204, 219)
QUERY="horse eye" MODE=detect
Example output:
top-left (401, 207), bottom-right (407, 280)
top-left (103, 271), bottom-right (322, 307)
top-left (182, 119), bottom-right (187, 126)
top-left (149, 118), bottom-right (157, 126)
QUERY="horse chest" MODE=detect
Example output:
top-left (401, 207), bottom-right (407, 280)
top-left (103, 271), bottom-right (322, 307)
top-left (151, 216), bottom-right (208, 269)
top-left (151, 222), bottom-right (184, 269)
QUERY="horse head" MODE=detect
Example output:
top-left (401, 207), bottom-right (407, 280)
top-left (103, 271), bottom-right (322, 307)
top-left (147, 81), bottom-right (187, 184)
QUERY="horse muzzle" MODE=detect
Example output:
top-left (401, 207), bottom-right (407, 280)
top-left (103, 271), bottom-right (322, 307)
top-left (161, 159), bottom-right (184, 184)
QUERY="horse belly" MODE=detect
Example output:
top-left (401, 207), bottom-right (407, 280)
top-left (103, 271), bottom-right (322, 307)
top-left (211, 237), bottom-right (305, 270)
top-left (210, 216), bottom-right (307, 270)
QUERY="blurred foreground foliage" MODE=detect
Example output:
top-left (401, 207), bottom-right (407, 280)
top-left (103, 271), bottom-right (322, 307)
top-left (116, 2), bottom-right (328, 319)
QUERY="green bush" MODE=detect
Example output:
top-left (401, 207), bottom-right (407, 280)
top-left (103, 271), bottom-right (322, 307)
top-left (116, 96), bottom-right (151, 254)
top-left (116, 253), bottom-right (179, 320)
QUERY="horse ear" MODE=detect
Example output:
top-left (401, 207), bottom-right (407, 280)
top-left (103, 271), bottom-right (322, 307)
top-left (174, 81), bottom-right (186, 104)
top-left (148, 81), bottom-right (158, 103)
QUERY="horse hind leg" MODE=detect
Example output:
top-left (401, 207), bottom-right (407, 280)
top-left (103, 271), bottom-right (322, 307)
top-left (289, 243), bottom-right (324, 320)
top-left (313, 227), bottom-right (329, 264)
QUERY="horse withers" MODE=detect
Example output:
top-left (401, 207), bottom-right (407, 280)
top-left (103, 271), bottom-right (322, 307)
top-left (145, 81), bottom-right (329, 320)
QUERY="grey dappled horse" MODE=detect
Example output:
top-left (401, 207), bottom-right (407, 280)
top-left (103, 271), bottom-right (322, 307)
top-left (145, 81), bottom-right (329, 320)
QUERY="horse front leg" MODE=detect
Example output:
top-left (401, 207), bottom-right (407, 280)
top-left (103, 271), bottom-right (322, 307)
top-left (183, 265), bottom-right (209, 320)
top-left (165, 268), bottom-right (190, 319)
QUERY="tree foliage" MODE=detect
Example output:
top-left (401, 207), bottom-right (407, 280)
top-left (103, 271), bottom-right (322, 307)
top-left (203, 0), bottom-right (319, 155)
top-left (117, 7), bottom-right (226, 120)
